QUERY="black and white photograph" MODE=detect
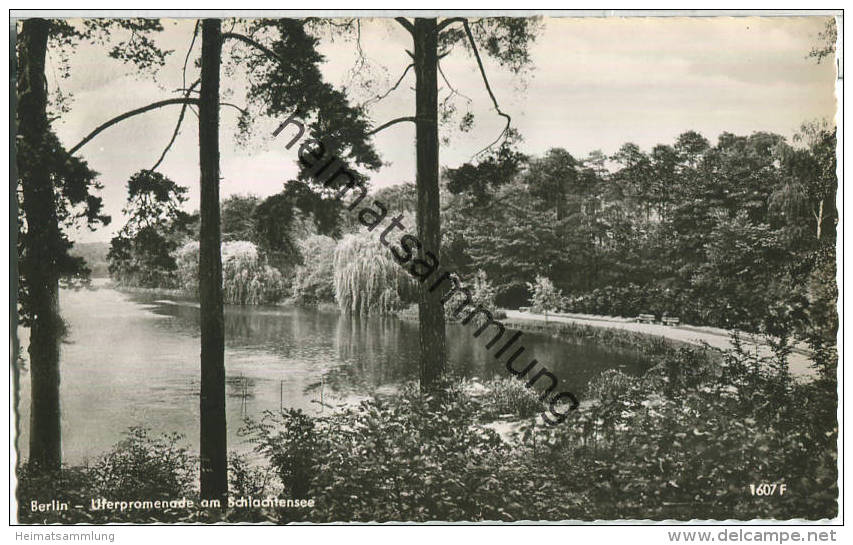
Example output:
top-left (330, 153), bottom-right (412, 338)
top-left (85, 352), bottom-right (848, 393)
top-left (9, 8), bottom-right (843, 530)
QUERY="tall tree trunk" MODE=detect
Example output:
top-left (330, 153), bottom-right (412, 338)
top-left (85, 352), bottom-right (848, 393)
top-left (413, 18), bottom-right (447, 390)
top-left (17, 18), bottom-right (62, 472)
top-left (198, 18), bottom-right (227, 502)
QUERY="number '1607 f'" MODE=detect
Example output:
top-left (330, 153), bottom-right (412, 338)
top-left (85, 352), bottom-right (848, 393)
top-left (749, 484), bottom-right (787, 496)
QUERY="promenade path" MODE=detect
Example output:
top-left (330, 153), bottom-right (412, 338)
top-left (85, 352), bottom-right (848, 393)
top-left (502, 310), bottom-right (814, 378)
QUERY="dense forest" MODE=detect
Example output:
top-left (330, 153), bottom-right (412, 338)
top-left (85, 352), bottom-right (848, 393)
top-left (107, 122), bottom-right (836, 344)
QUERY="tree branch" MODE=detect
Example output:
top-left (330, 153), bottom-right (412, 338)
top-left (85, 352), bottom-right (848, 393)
top-left (222, 32), bottom-right (285, 65)
top-left (463, 20), bottom-right (512, 157)
top-left (220, 102), bottom-right (248, 115)
top-left (148, 80), bottom-right (201, 173)
top-left (182, 20), bottom-right (200, 91)
top-left (355, 19), bottom-right (365, 70)
top-left (68, 98), bottom-right (200, 155)
top-left (366, 116), bottom-right (416, 136)
top-left (436, 17), bottom-right (466, 32)
top-left (363, 63), bottom-right (414, 108)
top-left (395, 17), bottom-right (415, 36)
top-left (438, 60), bottom-right (471, 104)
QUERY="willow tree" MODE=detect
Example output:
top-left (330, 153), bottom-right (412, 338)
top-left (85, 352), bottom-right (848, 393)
top-left (334, 231), bottom-right (417, 315)
top-left (365, 17), bottom-right (541, 390)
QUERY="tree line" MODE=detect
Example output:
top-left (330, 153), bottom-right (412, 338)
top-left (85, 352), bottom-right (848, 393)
top-left (439, 126), bottom-right (836, 340)
top-left (132, 120), bottom-right (835, 353)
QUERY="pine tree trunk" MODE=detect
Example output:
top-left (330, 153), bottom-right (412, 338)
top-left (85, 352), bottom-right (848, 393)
top-left (17, 18), bottom-right (62, 472)
top-left (198, 18), bottom-right (227, 502)
top-left (414, 18), bottom-right (447, 390)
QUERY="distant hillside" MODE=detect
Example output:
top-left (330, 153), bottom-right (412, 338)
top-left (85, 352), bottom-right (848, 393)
top-left (69, 241), bottom-right (110, 278)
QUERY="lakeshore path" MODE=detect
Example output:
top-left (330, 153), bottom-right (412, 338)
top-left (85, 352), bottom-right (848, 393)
top-left (501, 310), bottom-right (814, 378)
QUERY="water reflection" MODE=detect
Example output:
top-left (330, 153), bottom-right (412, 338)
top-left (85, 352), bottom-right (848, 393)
top-left (16, 286), bottom-right (651, 463)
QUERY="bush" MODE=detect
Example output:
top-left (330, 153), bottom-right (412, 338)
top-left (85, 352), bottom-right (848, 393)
top-left (228, 452), bottom-right (276, 499)
top-left (243, 384), bottom-right (585, 522)
top-left (225, 452), bottom-right (279, 523)
top-left (17, 465), bottom-right (94, 523)
top-left (444, 270), bottom-right (502, 324)
top-left (530, 338), bottom-right (837, 520)
top-left (584, 368), bottom-right (639, 401)
top-left (478, 377), bottom-right (545, 419)
top-left (17, 427), bottom-right (197, 523)
top-left (15, 336), bottom-right (836, 523)
top-left (16, 336), bottom-right (837, 523)
top-left (17, 430), bottom-right (283, 524)
top-left (88, 427), bottom-right (196, 501)
top-left (470, 269), bottom-right (498, 313)
top-left (527, 275), bottom-right (562, 316)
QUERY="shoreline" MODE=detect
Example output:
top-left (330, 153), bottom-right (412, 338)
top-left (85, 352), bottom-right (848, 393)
top-left (502, 309), bottom-right (815, 378)
top-left (102, 283), bottom-right (814, 377)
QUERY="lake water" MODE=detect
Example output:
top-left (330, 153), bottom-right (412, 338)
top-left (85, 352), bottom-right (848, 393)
top-left (15, 284), bottom-right (652, 463)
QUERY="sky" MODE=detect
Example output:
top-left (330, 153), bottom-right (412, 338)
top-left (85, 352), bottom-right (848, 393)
top-left (45, 15), bottom-right (838, 243)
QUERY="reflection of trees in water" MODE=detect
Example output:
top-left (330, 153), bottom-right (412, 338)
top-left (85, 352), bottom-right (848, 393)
top-left (144, 301), bottom-right (201, 338)
top-left (445, 325), bottom-right (495, 378)
top-left (224, 308), bottom-right (287, 344)
top-left (324, 314), bottom-right (419, 396)
top-left (223, 306), bottom-right (336, 345)
top-left (447, 324), bottom-right (656, 395)
top-left (133, 296), bottom-right (656, 400)
top-left (141, 300), bottom-right (341, 349)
